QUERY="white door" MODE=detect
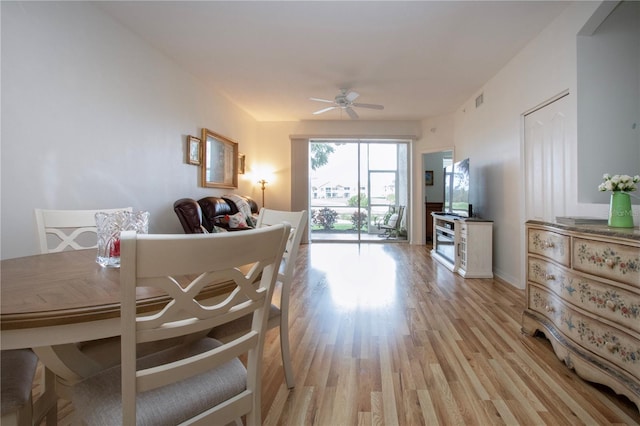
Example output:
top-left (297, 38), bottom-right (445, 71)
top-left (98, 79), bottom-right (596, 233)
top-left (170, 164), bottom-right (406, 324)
top-left (524, 94), bottom-right (570, 221)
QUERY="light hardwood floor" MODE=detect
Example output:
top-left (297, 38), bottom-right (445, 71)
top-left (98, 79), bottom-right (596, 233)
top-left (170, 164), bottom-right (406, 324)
top-left (38, 243), bottom-right (639, 425)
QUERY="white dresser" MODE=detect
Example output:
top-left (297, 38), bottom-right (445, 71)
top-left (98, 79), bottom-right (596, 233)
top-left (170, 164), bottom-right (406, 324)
top-left (522, 221), bottom-right (640, 410)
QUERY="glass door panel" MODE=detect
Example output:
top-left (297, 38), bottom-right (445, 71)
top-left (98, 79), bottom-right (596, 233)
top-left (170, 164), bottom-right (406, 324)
top-left (310, 142), bottom-right (361, 240)
top-left (310, 140), bottom-right (409, 242)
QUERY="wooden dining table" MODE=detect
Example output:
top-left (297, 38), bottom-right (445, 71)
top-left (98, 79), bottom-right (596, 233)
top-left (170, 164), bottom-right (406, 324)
top-left (1, 249), bottom-right (234, 387)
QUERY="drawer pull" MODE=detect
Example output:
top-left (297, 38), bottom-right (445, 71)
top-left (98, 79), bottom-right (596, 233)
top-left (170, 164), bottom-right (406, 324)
top-left (545, 274), bottom-right (555, 281)
top-left (604, 258), bottom-right (616, 268)
top-left (605, 342), bottom-right (619, 353)
top-left (606, 300), bottom-right (617, 311)
top-left (545, 305), bottom-right (555, 313)
top-left (542, 241), bottom-right (555, 249)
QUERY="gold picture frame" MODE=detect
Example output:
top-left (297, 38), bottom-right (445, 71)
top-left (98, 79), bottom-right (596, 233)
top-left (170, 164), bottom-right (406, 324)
top-left (238, 154), bottom-right (246, 174)
top-left (201, 129), bottom-right (238, 188)
top-left (187, 136), bottom-right (201, 165)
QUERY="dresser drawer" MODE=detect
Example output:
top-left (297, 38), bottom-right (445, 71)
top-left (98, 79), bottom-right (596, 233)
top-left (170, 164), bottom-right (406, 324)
top-left (573, 237), bottom-right (640, 288)
top-left (528, 258), bottom-right (640, 332)
top-left (529, 285), bottom-right (640, 380)
top-left (528, 228), bottom-right (570, 266)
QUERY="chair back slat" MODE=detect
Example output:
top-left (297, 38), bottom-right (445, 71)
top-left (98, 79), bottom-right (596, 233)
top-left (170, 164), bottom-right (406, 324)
top-left (34, 207), bottom-right (132, 253)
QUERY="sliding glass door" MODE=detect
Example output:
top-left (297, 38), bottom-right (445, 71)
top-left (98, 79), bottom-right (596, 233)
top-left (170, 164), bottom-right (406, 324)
top-left (309, 139), bottom-right (409, 242)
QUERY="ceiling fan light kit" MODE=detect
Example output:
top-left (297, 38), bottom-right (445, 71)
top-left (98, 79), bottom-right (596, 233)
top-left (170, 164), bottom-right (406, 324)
top-left (310, 89), bottom-right (384, 119)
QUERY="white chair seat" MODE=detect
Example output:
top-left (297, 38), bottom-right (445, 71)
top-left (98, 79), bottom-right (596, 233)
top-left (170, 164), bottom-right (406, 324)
top-left (72, 338), bottom-right (245, 426)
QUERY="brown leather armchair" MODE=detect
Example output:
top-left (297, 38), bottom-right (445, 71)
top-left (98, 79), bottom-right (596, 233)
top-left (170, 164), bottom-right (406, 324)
top-left (173, 198), bottom-right (205, 233)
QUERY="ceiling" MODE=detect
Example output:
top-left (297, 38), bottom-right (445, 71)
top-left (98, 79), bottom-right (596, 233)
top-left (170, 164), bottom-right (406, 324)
top-left (96, 1), bottom-right (570, 122)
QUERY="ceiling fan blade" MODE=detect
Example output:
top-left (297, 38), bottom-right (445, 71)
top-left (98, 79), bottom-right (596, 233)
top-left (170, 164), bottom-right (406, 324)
top-left (313, 106), bottom-right (337, 115)
top-left (309, 97), bottom-right (334, 103)
top-left (352, 102), bottom-right (384, 110)
top-left (345, 91), bottom-right (360, 102)
top-left (346, 107), bottom-right (359, 119)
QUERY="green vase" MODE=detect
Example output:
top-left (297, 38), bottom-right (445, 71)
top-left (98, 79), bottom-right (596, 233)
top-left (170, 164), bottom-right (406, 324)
top-left (608, 192), bottom-right (634, 228)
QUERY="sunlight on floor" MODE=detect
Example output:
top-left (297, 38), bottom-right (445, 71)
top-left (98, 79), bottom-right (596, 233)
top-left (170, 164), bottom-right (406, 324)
top-left (310, 243), bottom-right (397, 310)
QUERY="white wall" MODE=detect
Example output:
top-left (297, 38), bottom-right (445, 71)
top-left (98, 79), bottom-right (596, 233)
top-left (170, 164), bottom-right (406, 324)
top-left (577, 0), bottom-right (640, 204)
top-left (1, 2), bottom-right (257, 259)
top-left (448, 1), bottom-right (602, 287)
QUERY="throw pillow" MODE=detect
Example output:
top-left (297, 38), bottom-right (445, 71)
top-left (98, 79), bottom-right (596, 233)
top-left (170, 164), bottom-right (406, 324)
top-left (226, 212), bottom-right (249, 229)
top-left (387, 213), bottom-right (399, 227)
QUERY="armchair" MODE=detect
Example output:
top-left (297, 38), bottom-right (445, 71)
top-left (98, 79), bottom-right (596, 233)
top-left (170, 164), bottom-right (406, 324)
top-left (377, 205), bottom-right (405, 239)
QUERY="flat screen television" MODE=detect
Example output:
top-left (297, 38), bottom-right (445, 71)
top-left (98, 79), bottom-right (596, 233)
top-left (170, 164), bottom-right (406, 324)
top-left (444, 157), bottom-right (470, 217)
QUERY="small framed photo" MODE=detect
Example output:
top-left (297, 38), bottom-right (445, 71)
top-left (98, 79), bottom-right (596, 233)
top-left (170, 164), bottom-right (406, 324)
top-left (238, 154), bottom-right (246, 174)
top-left (187, 136), bottom-right (201, 165)
top-left (425, 170), bottom-right (434, 186)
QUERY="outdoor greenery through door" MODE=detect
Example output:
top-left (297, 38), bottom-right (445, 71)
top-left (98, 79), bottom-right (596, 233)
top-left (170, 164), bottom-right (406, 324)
top-left (309, 139), bottom-right (409, 242)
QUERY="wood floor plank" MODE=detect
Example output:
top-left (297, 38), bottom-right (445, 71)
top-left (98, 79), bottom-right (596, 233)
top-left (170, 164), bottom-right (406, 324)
top-left (370, 391), bottom-right (384, 426)
top-left (379, 334), bottom-right (400, 426)
top-left (416, 388), bottom-right (439, 425)
top-left (491, 398), bottom-right (520, 425)
top-left (429, 362), bottom-right (465, 425)
top-left (487, 358), bottom-right (547, 424)
top-left (39, 243), bottom-right (640, 425)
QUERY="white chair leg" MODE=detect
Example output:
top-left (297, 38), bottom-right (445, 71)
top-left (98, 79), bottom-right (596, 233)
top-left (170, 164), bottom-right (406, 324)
top-left (280, 318), bottom-right (295, 389)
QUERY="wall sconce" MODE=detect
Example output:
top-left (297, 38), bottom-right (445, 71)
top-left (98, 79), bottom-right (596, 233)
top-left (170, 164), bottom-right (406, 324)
top-left (258, 179), bottom-right (268, 207)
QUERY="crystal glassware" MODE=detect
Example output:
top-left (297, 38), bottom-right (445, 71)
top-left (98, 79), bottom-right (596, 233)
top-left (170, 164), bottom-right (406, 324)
top-left (95, 210), bottom-right (149, 267)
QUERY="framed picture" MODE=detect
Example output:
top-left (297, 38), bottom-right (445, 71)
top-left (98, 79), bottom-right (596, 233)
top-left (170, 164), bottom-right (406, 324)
top-left (238, 154), bottom-right (246, 174)
top-left (187, 136), bottom-right (201, 165)
top-left (425, 170), bottom-right (434, 186)
top-left (201, 129), bottom-right (238, 188)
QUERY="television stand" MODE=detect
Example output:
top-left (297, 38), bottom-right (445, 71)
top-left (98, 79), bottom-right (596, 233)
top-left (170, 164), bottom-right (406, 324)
top-left (430, 213), bottom-right (493, 278)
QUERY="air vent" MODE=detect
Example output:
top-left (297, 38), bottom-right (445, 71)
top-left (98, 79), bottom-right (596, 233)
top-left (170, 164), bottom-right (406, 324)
top-left (475, 93), bottom-right (484, 108)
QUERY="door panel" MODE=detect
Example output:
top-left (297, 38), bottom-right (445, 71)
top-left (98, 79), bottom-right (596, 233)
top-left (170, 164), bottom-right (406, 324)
top-left (524, 94), bottom-right (570, 221)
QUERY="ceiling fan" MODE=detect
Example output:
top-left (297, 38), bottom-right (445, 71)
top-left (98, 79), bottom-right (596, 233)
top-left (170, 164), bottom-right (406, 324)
top-left (310, 89), bottom-right (384, 119)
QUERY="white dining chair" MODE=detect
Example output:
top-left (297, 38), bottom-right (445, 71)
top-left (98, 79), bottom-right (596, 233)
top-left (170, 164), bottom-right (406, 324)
top-left (209, 208), bottom-right (307, 388)
top-left (31, 207), bottom-right (133, 407)
top-left (70, 224), bottom-right (290, 425)
top-left (34, 207), bottom-right (132, 253)
top-left (17, 207), bottom-right (132, 425)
